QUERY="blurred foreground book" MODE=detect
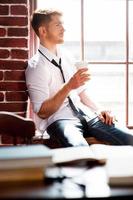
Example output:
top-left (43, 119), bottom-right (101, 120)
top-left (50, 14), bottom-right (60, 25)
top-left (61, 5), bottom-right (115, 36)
top-left (90, 144), bottom-right (133, 186)
top-left (52, 146), bottom-right (106, 165)
top-left (0, 144), bottom-right (53, 182)
top-left (0, 144), bottom-right (133, 186)
top-left (52, 144), bottom-right (133, 186)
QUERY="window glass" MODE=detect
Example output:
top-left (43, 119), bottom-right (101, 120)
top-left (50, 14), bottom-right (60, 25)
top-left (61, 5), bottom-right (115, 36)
top-left (84, 0), bottom-right (126, 61)
top-left (129, 65), bottom-right (133, 125)
top-left (129, 0), bottom-right (133, 61)
top-left (87, 64), bottom-right (126, 123)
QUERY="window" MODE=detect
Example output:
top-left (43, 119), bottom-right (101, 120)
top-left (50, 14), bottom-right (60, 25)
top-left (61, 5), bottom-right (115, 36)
top-left (32, 0), bottom-right (133, 128)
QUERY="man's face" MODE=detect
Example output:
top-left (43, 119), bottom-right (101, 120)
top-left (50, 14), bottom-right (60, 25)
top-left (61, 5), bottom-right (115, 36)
top-left (44, 14), bottom-right (65, 44)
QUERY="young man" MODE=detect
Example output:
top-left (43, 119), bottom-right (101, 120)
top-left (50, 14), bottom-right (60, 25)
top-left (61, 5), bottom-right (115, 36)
top-left (25, 9), bottom-right (133, 147)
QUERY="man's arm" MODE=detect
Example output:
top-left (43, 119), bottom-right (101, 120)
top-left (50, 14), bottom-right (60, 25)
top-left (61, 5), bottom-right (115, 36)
top-left (38, 68), bottom-right (90, 119)
top-left (79, 90), bottom-right (116, 125)
top-left (38, 83), bottom-right (70, 119)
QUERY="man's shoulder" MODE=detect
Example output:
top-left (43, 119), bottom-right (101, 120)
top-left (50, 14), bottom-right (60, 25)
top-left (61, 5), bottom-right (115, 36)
top-left (28, 53), bottom-right (41, 69)
top-left (25, 53), bottom-right (44, 80)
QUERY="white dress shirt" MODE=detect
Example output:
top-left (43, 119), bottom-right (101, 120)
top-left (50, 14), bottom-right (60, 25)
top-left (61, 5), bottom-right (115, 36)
top-left (25, 44), bottom-right (96, 133)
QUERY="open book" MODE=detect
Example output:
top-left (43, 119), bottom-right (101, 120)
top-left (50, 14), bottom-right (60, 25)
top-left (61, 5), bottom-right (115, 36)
top-left (52, 144), bottom-right (133, 186)
top-left (51, 145), bottom-right (106, 165)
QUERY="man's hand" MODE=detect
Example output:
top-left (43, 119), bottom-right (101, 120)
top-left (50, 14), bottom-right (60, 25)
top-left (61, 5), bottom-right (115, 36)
top-left (67, 68), bottom-right (91, 90)
top-left (97, 110), bottom-right (117, 125)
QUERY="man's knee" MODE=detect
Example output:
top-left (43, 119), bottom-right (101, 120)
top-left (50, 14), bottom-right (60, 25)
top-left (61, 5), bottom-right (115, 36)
top-left (47, 120), bottom-right (88, 147)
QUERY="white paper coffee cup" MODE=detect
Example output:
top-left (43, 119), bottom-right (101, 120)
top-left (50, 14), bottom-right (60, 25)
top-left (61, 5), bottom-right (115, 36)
top-left (75, 61), bottom-right (88, 70)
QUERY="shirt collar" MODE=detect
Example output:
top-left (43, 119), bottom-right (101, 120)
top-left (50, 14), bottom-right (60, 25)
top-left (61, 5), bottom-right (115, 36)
top-left (39, 44), bottom-right (61, 65)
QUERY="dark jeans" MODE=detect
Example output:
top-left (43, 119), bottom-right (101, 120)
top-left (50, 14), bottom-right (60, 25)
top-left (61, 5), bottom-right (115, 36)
top-left (47, 117), bottom-right (133, 147)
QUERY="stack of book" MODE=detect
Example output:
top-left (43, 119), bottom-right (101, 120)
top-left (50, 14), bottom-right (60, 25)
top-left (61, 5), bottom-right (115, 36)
top-left (0, 144), bottom-right (53, 182)
top-left (1, 144), bottom-right (133, 186)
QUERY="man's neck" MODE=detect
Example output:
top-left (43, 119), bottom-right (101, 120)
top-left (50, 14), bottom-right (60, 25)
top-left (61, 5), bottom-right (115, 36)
top-left (40, 41), bottom-right (57, 56)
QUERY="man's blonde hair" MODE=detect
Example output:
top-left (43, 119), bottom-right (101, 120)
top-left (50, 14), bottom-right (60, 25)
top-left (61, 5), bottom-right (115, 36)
top-left (31, 9), bottom-right (62, 37)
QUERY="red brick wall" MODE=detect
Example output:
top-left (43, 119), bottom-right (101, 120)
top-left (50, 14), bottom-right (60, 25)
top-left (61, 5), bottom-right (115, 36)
top-left (0, 0), bottom-right (30, 117)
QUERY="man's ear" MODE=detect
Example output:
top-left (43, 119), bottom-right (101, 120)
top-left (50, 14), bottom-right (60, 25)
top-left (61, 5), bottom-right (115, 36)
top-left (38, 26), bottom-right (46, 36)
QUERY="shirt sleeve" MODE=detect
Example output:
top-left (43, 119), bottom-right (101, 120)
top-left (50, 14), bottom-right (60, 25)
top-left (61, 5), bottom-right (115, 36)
top-left (25, 61), bottom-right (50, 113)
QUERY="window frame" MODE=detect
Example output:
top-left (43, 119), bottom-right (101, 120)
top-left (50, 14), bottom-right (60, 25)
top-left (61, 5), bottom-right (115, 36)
top-left (29, 0), bottom-right (133, 129)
